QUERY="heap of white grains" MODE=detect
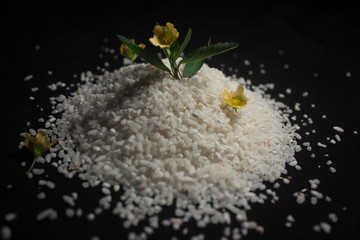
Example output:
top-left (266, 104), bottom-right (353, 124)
top-left (41, 62), bottom-right (300, 235)
top-left (13, 55), bottom-right (351, 239)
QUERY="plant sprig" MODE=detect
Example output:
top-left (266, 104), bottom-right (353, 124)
top-left (117, 22), bottom-right (238, 79)
top-left (24, 131), bottom-right (57, 174)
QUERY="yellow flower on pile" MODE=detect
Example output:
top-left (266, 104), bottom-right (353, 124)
top-left (149, 22), bottom-right (179, 48)
top-left (120, 39), bottom-right (146, 62)
top-left (222, 85), bottom-right (249, 110)
top-left (24, 131), bottom-right (57, 174)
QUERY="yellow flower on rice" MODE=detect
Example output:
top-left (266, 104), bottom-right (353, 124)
top-left (149, 22), bottom-right (179, 48)
top-left (222, 85), bottom-right (249, 109)
top-left (25, 131), bottom-right (57, 155)
top-left (24, 131), bottom-right (57, 174)
top-left (120, 39), bottom-right (146, 62)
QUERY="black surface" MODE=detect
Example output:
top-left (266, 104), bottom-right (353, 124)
top-left (2, 2), bottom-right (360, 240)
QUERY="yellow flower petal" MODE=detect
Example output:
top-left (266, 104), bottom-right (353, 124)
top-left (23, 131), bottom-right (56, 174)
top-left (149, 37), bottom-right (160, 47)
top-left (24, 131), bottom-right (56, 156)
top-left (222, 85), bottom-right (249, 110)
top-left (221, 89), bottom-right (232, 105)
top-left (149, 22), bottom-right (179, 48)
top-left (232, 85), bottom-right (245, 97)
top-left (166, 22), bottom-right (175, 28)
top-left (120, 39), bottom-right (145, 62)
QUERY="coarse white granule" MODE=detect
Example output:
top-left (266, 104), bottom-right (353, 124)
top-left (311, 197), bottom-right (318, 205)
top-left (65, 208), bottom-right (75, 218)
top-left (282, 178), bottom-right (290, 184)
top-left (313, 224), bottom-right (321, 232)
top-left (31, 87), bottom-right (39, 92)
top-left (325, 196), bottom-right (332, 202)
top-left (320, 222), bottom-right (331, 234)
top-left (24, 74), bottom-right (34, 81)
top-left (62, 195), bottom-right (76, 206)
top-left (286, 214), bottom-right (295, 223)
top-left (285, 222), bottom-right (292, 227)
top-left (317, 142), bottom-right (327, 148)
top-left (48, 83), bottom-right (57, 91)
top-left (101, 187), bottom-right (111, 195)
top-left (32, 168), bottom-right (45, 175)
top-left (335, 134), bottom-right (341, 142)
top-left (38, 179), bottom-right (56, 189)
top-left (328, 213), bottom-right (338, 223)
top-left (36, 208), bottom-right (58, 221)
top-left (1, 226), bottom-right (11, 240)
top-left (333, 126), bottom-right (344, 133)
top-left (76, 208), bottom-right (83, 217)
top-left (46, 180), bottom-right (56, 189)
top-left (4, 213), bottom-right (17, 222)
top-left (127, 232), bottom-right (136, 240)
top-left (144, 226), bottom-right (154, 235)
top-left (29, 128), bottom-right (36, 136)
top-left (294, 193), bottom-right (305, 204)
top-left (311, 190), bottom-right (323, 199)
top-left (90, 236), bottom-right (101, 240)
top-left (86, 213), bottom-right (96, 221)
top-left (36, 192), bottom-right (46, 200)
top-left (309, 179), bottom-right (320, 189)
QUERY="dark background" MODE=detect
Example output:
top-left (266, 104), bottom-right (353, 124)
top-left (1, 1), bottom-right (360, 240)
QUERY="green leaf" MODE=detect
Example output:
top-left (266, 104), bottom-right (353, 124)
top-left (117, 35), bottom-right (171, 73)
top-left (183, 37), bottom-right (210, 78)
top-left (173, 28), bottom-right (192, 60)
top-left (179, 42), bottom-right (238, 65)
top-left (183, 60), bottom-right (204, 78)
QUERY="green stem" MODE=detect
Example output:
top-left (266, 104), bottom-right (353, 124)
top-left (26, 156), bottom-right (38, 175)
top-left (171, 61), bottom-right (180, 79)
top-left (176, 62), bottom-right (183, 79)
top-left (163, 48), bottom-right (180, 79)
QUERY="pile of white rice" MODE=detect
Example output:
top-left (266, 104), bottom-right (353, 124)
top-left (49, 62), bottom-right (301, 235)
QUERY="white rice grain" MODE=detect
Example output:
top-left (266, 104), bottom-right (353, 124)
top-left (333, 126), bottom-right (344, 133)
top-left (36, 208), bottom-right (58, 221)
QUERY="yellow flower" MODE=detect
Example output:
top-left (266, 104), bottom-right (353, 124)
top-left (149, 22), bottom-right (179, 48)
top-left (24, 131), bottom-right (57, 174)
top-left (120, 39), bottom-right (146, 62)
top-left (222, 85), bottom-right (249, 110)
